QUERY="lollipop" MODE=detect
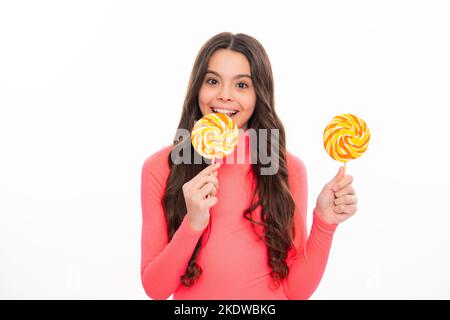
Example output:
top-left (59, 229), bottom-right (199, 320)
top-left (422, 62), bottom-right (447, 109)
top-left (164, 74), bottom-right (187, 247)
top-left (323, 113), bottom-right (370, 166)
top-left (191, 112), bottom-right (239, 164)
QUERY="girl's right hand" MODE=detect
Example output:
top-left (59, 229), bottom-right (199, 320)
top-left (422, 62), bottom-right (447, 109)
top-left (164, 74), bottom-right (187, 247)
top-left (182, 163), bottom-right (221, 231)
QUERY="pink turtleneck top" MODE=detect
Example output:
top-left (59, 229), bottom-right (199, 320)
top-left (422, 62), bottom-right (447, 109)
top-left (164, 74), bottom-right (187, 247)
top-left (140, 129), bottom-right (338, 300)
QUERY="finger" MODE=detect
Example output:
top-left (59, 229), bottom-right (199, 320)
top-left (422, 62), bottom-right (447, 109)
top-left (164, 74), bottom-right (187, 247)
top-left (212, 171), bottom-right (218, 178)
top-left (194, 175), bottom-right (219, 191)
top-left (204, 196), bottom-right (218, 207)
top-left (334, 194), bottom-right (358, 206)
top-left (199, 183), bottom-right (218, 199)
top-left (192, 163), bottom-right (221, 183)
top-left (203, 162), bottom-right (221, 175)
top-left (332, 174), bottom-right (353, 192)
top-left (334, 204), bottom-right (357, 215)
top-left (335, 184), bottom-right (355, 197)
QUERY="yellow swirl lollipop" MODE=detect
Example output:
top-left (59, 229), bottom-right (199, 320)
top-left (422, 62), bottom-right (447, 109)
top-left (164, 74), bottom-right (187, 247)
top-left (191, 113), bottom-right (239, 163)
top-left (323, 113), bottom-right (370, 164)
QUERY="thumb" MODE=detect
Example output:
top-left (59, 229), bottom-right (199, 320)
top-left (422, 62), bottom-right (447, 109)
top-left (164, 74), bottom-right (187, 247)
top-left (327, 165), bottom-right (345, 189)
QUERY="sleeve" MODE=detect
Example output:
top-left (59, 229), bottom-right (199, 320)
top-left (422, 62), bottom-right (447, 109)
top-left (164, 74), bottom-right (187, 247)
top-left (140, 148), bottom-right (205, 300)
top-left (282, 154), bottom-right (339, 300)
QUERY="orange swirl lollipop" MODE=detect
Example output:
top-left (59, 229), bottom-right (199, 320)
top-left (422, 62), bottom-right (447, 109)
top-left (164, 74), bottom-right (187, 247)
top-left (323, 113), bottom-right (370, 165)
top-left (191, 112), bottom-right (239, 163)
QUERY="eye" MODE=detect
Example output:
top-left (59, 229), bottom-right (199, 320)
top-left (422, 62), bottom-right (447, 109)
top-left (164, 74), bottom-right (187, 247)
top-left (237, 82), bottom-right (249, 89)
top-left (206, 78), bottom-right (218, 85)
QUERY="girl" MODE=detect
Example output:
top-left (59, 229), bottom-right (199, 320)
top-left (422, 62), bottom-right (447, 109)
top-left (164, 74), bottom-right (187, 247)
top-left (140, 32), bottom-right (357, 300)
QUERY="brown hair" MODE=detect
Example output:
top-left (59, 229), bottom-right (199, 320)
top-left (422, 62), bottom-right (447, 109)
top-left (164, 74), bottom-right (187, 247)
top-left (162, 32), bottom-right (298, 288)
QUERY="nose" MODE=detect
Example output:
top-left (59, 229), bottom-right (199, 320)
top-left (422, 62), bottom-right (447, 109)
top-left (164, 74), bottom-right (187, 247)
top-left (217, 85), bottom-right (233, 102)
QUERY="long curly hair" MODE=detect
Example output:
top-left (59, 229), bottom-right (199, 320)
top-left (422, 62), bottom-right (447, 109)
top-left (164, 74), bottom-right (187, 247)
top-left (162, 32), bottom-right (298, 289)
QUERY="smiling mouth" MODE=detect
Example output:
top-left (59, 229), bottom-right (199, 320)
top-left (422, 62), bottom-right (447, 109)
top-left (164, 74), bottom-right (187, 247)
top-left (211, 107), bottom-right (239, 117)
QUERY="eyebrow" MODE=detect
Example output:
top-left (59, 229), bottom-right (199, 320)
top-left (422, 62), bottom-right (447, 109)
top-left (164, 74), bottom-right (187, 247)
top-left (205, 70), bottom-right (252, 80)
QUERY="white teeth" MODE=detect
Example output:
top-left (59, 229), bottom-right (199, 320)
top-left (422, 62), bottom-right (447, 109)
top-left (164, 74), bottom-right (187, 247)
top-left (212, 108), bottom-right (238, 115)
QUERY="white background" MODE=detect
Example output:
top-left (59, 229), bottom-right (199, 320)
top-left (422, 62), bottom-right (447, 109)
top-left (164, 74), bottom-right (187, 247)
top-left (1, 0), bottom-right (449, 299)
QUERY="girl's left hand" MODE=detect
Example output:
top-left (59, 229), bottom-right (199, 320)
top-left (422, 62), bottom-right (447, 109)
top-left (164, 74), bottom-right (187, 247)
top-left (315, 166), bottom-right (358, 225)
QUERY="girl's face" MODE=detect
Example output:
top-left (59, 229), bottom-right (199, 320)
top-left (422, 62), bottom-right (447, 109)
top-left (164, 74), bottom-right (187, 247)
top-left (198, 49), bottom-right (256, 131)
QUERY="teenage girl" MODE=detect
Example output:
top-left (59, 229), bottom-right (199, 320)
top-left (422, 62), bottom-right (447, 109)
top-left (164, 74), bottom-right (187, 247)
top-left (140, 32), bottom-right (357, 300)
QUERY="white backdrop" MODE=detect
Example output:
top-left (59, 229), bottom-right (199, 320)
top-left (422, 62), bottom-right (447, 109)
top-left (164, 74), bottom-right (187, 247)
top-left (1, 0), bottom-right (449, 299)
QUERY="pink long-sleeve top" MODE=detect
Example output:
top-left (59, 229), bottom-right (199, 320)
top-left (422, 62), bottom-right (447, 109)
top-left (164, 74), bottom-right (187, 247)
top-left (140, 129), bottom-right (338, 300)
